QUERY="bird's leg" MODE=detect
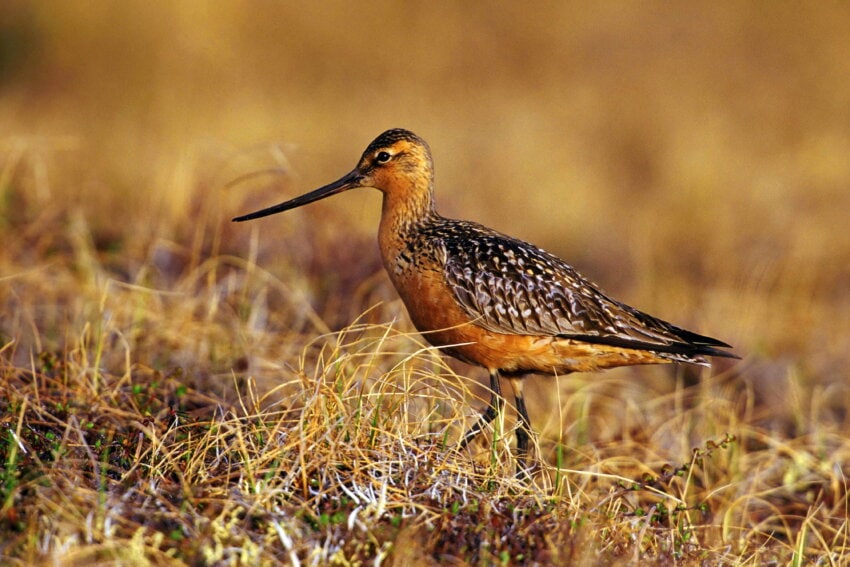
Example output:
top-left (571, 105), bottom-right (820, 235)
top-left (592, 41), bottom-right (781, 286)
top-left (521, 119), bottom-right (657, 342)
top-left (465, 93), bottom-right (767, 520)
top-left (508, 378), bottom-right (533, 479)
top-left (460, 370), bottom-right (504, 448)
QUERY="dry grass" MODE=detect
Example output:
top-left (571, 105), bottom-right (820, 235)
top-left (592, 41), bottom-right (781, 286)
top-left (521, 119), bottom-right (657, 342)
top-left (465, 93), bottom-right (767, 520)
top-left (3, 2), bottom-right (850, 565)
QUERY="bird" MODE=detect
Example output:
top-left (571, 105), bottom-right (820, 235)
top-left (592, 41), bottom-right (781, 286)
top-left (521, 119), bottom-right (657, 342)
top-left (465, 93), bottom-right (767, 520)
top-left (233, 128), bottom-right (737, 477)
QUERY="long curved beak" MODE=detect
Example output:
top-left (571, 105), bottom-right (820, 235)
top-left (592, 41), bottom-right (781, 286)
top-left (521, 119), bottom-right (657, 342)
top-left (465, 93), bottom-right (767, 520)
top-left (232, 169), bottom-right (364, 222)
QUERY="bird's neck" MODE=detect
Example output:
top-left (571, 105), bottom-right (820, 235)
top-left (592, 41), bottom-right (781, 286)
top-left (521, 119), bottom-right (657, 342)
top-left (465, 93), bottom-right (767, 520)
top-left (378, 184), bottom-right (440, 276)
top-left (379, 184), bottom-right (438, 238)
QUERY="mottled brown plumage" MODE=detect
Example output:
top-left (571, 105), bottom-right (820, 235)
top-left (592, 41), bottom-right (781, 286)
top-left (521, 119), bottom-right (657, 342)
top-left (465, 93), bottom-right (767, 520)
top-left (234, 128), bottom-right (737, 476)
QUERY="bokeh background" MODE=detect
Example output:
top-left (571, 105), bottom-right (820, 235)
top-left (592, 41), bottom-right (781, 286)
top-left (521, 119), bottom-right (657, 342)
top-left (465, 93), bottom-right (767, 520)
top-left (3, 2), bottom-right (849, 419)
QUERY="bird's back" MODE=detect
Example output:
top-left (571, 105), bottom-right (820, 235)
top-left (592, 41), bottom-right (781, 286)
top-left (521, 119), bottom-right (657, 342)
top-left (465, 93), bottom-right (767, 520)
top-left (389, 216), bottom-right (735, 370)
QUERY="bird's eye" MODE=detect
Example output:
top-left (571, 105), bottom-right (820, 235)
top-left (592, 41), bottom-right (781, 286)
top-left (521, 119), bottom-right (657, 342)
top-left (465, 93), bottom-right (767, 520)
top-left (375, 151), bottom-right (392, 164)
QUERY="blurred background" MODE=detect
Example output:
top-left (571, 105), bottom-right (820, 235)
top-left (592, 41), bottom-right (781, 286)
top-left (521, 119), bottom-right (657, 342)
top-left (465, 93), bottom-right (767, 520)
top-left (2, 2), bottom-right (849, 411)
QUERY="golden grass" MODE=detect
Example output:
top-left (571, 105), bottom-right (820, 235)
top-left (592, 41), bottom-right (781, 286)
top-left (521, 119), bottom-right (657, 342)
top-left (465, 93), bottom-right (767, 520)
top-left (2, 193), bottom-right (848, 565)
top-left (3, 2), bottom-right (850, 565)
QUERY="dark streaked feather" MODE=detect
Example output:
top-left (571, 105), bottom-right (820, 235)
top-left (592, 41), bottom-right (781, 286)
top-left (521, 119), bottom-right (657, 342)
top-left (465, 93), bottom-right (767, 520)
top-left (427, 220), bottom-right (736, 360)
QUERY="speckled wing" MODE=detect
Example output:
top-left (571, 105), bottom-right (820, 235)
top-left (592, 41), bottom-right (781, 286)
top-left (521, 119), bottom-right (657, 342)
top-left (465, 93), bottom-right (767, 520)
top-left (438, 223), bottom-right (733, 358)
